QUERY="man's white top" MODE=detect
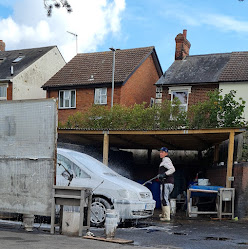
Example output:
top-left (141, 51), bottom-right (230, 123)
top-left (159, 157), bottom-right (175, 176)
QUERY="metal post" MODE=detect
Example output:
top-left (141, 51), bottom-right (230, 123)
top-left (109, 48), bottom-right (116, 108)
top-left (67, 31), bottom-right (78, 54)
top-left (226, 131), bottom-right (235, 188)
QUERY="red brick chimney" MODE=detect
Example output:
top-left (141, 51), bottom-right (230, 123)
top-left (175, 29), bottom-right (191, 60)
top-left (0, 40), bottom-right (6, 51)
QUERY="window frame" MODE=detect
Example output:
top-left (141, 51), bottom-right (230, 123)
top-left (12, 56), bottom-right (25, 63)
top-left (0, 84), bottom-right (7, 100)
top-left (94, 87), bottom-right (107, 105)
top-left (57, 154), bottom-right (90, 179)
top-left (156, 86), bottom-right (163, 99)
top-left (168, 86), bottom-right (191, 112)
top-left (59, 89), bottom-right (76, 109)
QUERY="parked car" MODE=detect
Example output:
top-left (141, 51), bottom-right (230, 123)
top-left (56, 148), bottom-right (156, 227)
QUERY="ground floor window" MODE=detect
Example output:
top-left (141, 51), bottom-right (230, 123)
top-left (0, 84), bottom-right (7, 100)
top-left (59, 90), bottom-right (76, 109)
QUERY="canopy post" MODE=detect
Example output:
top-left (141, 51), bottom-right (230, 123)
top-left (226, 131), bottom-right (235, 188)
top-left (103, 131), bottom-right (109, 166)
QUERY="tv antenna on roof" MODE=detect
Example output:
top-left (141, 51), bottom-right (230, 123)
top-left (67, 31), bottom-right (78, 54)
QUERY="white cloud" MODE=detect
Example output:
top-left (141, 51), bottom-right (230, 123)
top-left (0, 0), bottom-right (126, 61)
top-left (161, 2), bottom-right (248, 33)
top-left (202, 14), bottom-right (248, 32)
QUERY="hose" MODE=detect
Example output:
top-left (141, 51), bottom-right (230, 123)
top-left (142, 175), bottom-right (159, 186)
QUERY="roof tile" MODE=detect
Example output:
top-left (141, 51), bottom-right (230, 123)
top-left (219, 52), bottom-right (248, 82)
top-left (156, 51), bottom-right (248, 86)
top-left (0, 46), bottom-right (56, 80)
top-left (43, 46), bottom-right (156, 88)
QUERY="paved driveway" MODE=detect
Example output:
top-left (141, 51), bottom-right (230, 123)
top-left (0, 211), bottom-right (247, 249)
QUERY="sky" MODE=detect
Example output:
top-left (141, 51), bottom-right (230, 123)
top-left (1, 0), bottom-right (248, 71)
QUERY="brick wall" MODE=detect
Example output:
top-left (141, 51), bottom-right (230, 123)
top-left (120, 54), bottom-right (158, 106)
top-left (162, 84), bottom-right (218, 106)
top-left (189, 84), bottom-right (218, 105)
top-left (206, 163), bottom-right (248, 218)
top-left (48, 87), bottom-right (123, 124)
top-left (47, 54), bottom-right (160, 124)
top-left (7, 82), bottom-right (12, 100)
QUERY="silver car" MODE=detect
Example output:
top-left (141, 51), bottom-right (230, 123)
top-left (56, 148), bottom-right (156, 227)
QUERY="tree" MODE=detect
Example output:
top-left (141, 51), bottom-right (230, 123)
top-left (44, 0), bottom-right (72, 17)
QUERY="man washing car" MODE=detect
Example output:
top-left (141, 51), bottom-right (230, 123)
top-left (158, 147), bottom-right (175, 221)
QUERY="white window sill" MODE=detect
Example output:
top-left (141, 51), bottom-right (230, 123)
top-left (58, 107), bottom-right (76, 109)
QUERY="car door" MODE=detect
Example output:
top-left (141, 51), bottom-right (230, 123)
top-left (56, 153), bottom-right (91, 187)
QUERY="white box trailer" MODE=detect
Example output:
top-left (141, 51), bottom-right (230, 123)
top-left (0, 99), bottom-right (57, 216)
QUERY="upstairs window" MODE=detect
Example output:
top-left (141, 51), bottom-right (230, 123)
top-left (59, 90), bottom-right (76, 109)
top-left (0, 84), bottom-right (7, 100)
top-left (169, 86), bottom-right (191, 112)
top-left (156, 86), bottom-right (163, 99)
top-left (94, 88), bottom-right (107, 105)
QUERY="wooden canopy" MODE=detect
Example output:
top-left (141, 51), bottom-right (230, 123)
top-left (58, 128), bottom-right (245, 188)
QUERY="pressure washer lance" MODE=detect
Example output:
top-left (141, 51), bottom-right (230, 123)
top-left (87, 180), bottom-right (105, 223)
top-left (142, 175), bottom-right (159, 186)
top-left (58, 162), bottom-right (74, 186)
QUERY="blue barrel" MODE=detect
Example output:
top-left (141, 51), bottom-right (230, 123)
top-left (149, 181), bottom-right (161, 208)
top-left (137, 180), bottom-right (161, 208)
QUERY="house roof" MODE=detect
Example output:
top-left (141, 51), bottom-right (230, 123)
top-left (0, 46), bottom-right (57, 81)
top-left (219, 52), bottom-right (248, 82)
top-left (156, 51), bottom-right (248, 86)
top-left (42, 46), bottom-right (163, 89)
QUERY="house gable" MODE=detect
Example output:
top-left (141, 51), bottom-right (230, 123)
top-left (0, 45), bottom-right (66, 100)
top-left (0, 46), bottom-right (59, 80)
top-left (13, 47), bottom-right (66, 100)
top-left (44, 46), bottom-right (163, 124)
top-left (120, 53), bottom-right (161, 106)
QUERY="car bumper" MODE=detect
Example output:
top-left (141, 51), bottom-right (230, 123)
top-left (113, 199), bottom-right (156, 220)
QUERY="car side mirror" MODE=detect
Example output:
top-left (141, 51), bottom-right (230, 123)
top-left (62, 170), bottom-right (73, 182)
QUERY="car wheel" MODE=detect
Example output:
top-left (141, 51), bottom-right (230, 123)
top-left (90, 197), bottom-right (112, 227)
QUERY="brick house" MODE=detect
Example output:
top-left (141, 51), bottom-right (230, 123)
top-left (155, 30), bottom-right (248, 218)
top-left (155, 30), bottom-right (248, 121)
top-left (42, 46), bottom-right (163, 124)
top-left (0, 40), bottom-right (65, 101)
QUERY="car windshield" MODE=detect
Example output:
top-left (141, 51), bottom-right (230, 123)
top-left (69, 151), bottom-right (119, 176)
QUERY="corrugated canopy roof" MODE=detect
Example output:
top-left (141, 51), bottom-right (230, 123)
top-left (58, 128), bottom-right (245, 151)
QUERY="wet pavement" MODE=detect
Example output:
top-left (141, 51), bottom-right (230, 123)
top-left (0, 210), bottom-right (247, 249)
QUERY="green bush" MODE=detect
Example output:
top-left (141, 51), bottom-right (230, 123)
top-left (188, 90), bottom-right (246, 129)
top-left (59, 90), bottom-right (246, 130)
